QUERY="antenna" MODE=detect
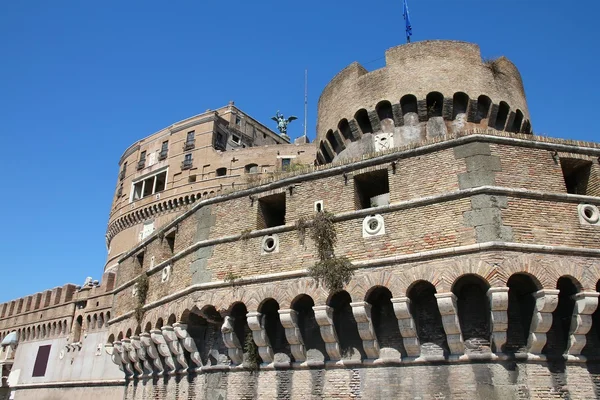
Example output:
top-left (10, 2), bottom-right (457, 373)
top-left (303, 69), bottom-right (308, 139)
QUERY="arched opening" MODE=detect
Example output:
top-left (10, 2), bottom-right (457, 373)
top-left (400, 94), bottom-right (418, 115)
top-left (98, 313), bottom-right (104, 329)
top-left (167, 314), bottom-right (177, 326)
top-left (337, 119), bottom-right (353, 141)
top-left (72, 315), bottom-right (83, 343)
top-left (426, 92), bottom-right (444, 118)
top-left (475, 95), bottom-right (492, 123)
top-left (354, 109), bottom-right (373, 134)
top-left (259, 299), bottom-right (290, 357)
top-left (376, 100), bottom-right (394, 124)
top-left (244, 164), bottom-right (258, 174)
top-left (522, 120), bottom-right (532, 134)
top-left (544, 276), bottom-right (580, 356)
top-left (495, 101), bottom-right (510, 131)
top-left (291, 294), bottom-right (327, 360)
top-left (505, 273), bottom-right (539, 352)
top-left (512, 110), bottom-right (524, 133)
top-left (326, 130), bottom-right (343, 154)
top-left (155, 318), bottom-right (164, 330)
top-left (216, 167), bottom-right (227, 177)
top-left (187, 306), bottom-right (226, 366)
top-left (452, 92), bottom-right (469, 120)
top-left (584, 280), bottom-right (600, 356)
top-left (117, 332), bottom-right (124, 341)
top-left (366, 286), bottom-right (405, 356)
top-left (319, 141), bottom-right (333, 164)
top-left (144, 322), bottom-right (152, 333)
top-left (229, 303), bottom-right (250, 356)
top-left (107, 334), bottom-right (115, 345)
top-left (329, 290), bottom-right (366, 359)
top-left (407, 280), bottom-right (447, 356)
top-left (125, 328), bottom-right (132, 339)
top-left (453, 274), bottom-right (491, 351)
top-left (86, 315), bottom-right (92, 331)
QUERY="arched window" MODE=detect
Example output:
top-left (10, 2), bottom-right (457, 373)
top-left (329, 290), bottom-right (366, 359)
top-left (453, 274), bottom-right (491, 351)
top-left (452, 92), bottom-right (469, 120)
top-left (244, 164), bottom-right (258, 174)
top-left (512, 109), bottom-right (524, 133)
top-left (495, 101), bottom-right (510, 131)
top-left (400, 94), bottom-right (418, 115)
top-left (407, 280), bottom-right (447, 355)
top-left (337, 119), bottom-right (353, 141)
top-left (72, 315), bottom-right (83, 343)
top-left (376, 101), bottom-right (394, 123)
top-left (505, 273), bottom-right (539, 352)
top-left (326, 130), bottom-right (343, 154)
top-left (292, 294), bottom-right (327, 360)
top-left (259, 299), bottom-right (289, 357)
top-left (354, 109), bottom-right (373, 134)
top-left (545, 276), bottom-right (580, 356)
top-left (475, 95), bottom-right (491, 123)
top-left (366, 286), bottom-right (405, 356)
top-left (426, 92), bottom-right (444, 118)
top-left (319, 141), bottom-right (333, 164)
top-left (216, 167), bottom-right (227, 177)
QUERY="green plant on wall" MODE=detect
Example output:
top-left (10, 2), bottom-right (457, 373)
top-left (244, 330), bottom-right (260, 371)
top-left (134, 273), bottom-right (149, 322)
top-left (307, 211), bottom-right (354, 293)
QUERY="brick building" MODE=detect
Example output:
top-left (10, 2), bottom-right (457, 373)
top-left (2, 40), bottom-right (600, 399)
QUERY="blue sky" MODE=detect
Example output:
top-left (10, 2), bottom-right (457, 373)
top-left (0, 0), bottom-right (598, 302)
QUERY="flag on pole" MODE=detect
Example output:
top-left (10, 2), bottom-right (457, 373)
top-left (403, 0), bottom-right (412, 43)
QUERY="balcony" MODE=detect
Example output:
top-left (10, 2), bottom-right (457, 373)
top-left (181, 159), bottom-right (193, 170)
top-left (158, 149), bottom-right (168, 161)
top-left (137, 160), bottom-right (146, 170)
top-left (183, 140), bottom-right (195, 151)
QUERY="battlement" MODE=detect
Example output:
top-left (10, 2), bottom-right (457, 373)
top-left (316, 40), bottom-right (530, 163)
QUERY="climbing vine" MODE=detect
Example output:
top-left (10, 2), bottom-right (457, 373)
top-left (134, 273), bottom-right (149, 323)
top-left (307, 211), bottom-right (354, 293)
top-left (244, 330), bottom-right (260, 371)
top-left (295, 216), bottom-right (309, 245)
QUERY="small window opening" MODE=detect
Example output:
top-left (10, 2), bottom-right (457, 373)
top-left (257, 193), bottom-right (286, 229)
top-left (426, 92), bottom-right (444, 118)
top-left (475, 95), bottom-right (492, 122)
top-left (354, 109), bottom-right (373, 134)
top-left (165, 231), bottom-right (176, 253)
top-left (235, 116), bottom-right (241, 126)
top-left (495, 101), bottom-right (510, 130)
top-left (188, 175), bottom-right (197, 183)
top-left (401, 94), bottom-right (418, 115)
top-left (186, 131), bottom-right (195, 143)
top-left (512, 110), bottom-right (524, 133)
top-left (214, 132), bottom-right (227, 151)
top-left (232, 135), bottom-right (240, 144)
top-left (319, 142), bottom-right (333, 164)
top-left (376, 100), bottom-right (394, 121)
top-left (560, 158), bottom-right (593, 195)
top-left (452, 92), bottom-right (469, 119)
top-left (245, 164), bottom-right (258, 174)
top-left (216, 167), bottom-right (227, 177)
top-left (159, 141), bottom-right (168, 160)
top-left (326, 130), bottom-right (343, 154)
top-left (32, 345), bottom-right (52, 377)
top-left (136, 252), bottom-right (144, 269)
top-left (119, 162), bottom-right (127, 181)
top-left (338, 119), bottom-right (352, 141)
top-left (354, 169), bottom-right (390, 209)
top-left (281, 158), bottom-right (291, 170)
top-left (182, 153), bottom-right (193, 170)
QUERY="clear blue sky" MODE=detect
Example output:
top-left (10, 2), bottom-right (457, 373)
top-left (0, 1), bottom-right (598, 302)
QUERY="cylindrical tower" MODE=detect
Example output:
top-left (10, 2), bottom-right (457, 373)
top-left (315, 40), bottom-right (531, 164)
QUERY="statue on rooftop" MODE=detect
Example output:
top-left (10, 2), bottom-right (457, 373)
top-left (271, 111), bottom-right (297, 137)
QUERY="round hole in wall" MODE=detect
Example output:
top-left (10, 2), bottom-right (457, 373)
top-left (265, 238), bottom-right (275, 250)
top-left (261, 235), bottom-right (278, 253)
top-left (364, 215), bottom-right (383, 235)
top-left (581, 204), bottom-right (600, 224)
top-left (369, 219), bottom-right (379, 231)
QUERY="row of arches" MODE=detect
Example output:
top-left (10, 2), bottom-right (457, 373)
top-left (109, 272), bottom-right (600, 370)
top-left (318, 92), bottom-right (531, 164)
top-left (0, 319), bottom-right (70, 343)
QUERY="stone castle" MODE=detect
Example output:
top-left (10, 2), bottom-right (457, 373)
top-left (1, 40), bottom-right (600, 399)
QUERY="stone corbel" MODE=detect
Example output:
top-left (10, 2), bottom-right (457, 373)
top-left (130, 336), bottom-right (153, 377)
top-left (567, 291), bottom-right (599, 355)
top-left (391, 297), bottom-right (419, 357)
top-left (173, 323), bottom-right (203, 368)
top-left (247, 312), bottom-right (273, 363)
top-left (122, 338), bottom-right (144, 376)
top-left (150, 329), bottom-right (177, 373)
top-left (278, 309), bottom-right (306, 362)
top-left (313, 305), bottom-right (341, 361)
top-left (350, 302), bottom-right (379, 359)
top-left (113, 341), bottom-right (134, 375)
top-left (527, 289), bottom-right (559, 354)
top-left (104, 344), bottom-right (125, 373)
top-left (220, 316), bottom-right (243, 365)
top-left (435, 293), bottom-right (464, 355)
top-left (140, 332), bottom-right (164, 375)
top-left (487, 287), bottom-right (510, 353)
top-left (161, 325), bottom-right (189, 372)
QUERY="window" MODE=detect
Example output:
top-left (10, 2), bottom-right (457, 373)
top-left (184, 131), bottom-right (195, 150)
top-left (188, 174), bottom-right (197, 183)
top-left (131, 170), bottom-right (168, 201)
top-left (116, 183), bottom-right (123, 197)
top-left (165, 231), bottom-right (176, 254)
top-left (214, 132), bottom-right (226, 151)
top-left (232, 135), bottom-right (240, 144)
top-left (119, 162), bottom-right (127, 181)
top-left (136, 251), bottom-right (144, 269)
top-left (257, 193), bottom-right (286, 229)
top-left (216, 167), bottom-right (227, 177)
top-left (159, 141), bottom-right (168, 160)
top-left (561, 158), bottom-right (593, 195)
top-left (182, 153), bottom-right (193, 170)
top-left (281, 158), bottom-right (291, 170)
top-left (235, 116), bottom-right (241, 126)
top-left (354, 169), bottom-right (390, 209)
top-left (245, 163), bottom-right (258, 174)
top-left (32, 345), bottom-right (51, 377)
top-left (137, 151), bottom-right (147, 170)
